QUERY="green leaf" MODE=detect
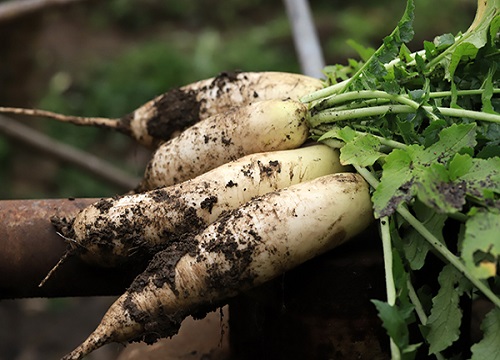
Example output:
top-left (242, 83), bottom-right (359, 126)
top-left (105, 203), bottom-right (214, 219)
top-left (371, 299), bottom-right (420, 357)
top-left (346, 39), bottom-right (375, 62)
top-left (415, 162), bottom-right (466, 213)
top-left (340, 133), bottom-right (384, 167)
top-left (481, 63), bottom-right (498, 114)
top-left (448, 153), bottom-right (473, 180)
top-left (372, 123), bottom-right (477, 217)
top-left (426, 264), bottom-right (465, 354)
top-left (461, 208), bottom-right (500, 279)
top-left (372, 148), bottom-right (415, 217)
top-left (490, 15), bottom-right (500, 45)
top-left (372, 300), bottom-right (409, 347)
top-left (434, 33), bottom-right (455, 50)
top-left (455, 155), bottom-right (500, 206)
top-left (319, 126), bottom-right (385, 167)
top-left (420, 123), bottom-right (477, 164)
top-left (470, 308), bottom-right (500, 360)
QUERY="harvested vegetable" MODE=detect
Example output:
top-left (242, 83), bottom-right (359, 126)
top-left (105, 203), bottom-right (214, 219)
top-left (61, 173), bottom-right (373, 360)
top-left (55, 145), bottom-right (345, 267)
top-left (136, 98), bottom-right (309, 190)
top-left (0, 71), bottom-right (322, 148)
top-left (303, 0), bottom-right (500, 357)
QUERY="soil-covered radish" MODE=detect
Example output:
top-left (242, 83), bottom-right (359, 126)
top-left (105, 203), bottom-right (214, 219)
top-left (61, 173), bottom-right (373, 360)
top-left (136, 98), bottom-right (310, 191)
top-left (0, 71), bottom-right (322, 148)
top-left (55, 145), bottom-right (346, 267)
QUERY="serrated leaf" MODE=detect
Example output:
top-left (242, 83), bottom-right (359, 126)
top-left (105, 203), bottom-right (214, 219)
top-left (426, 264), bottom-right (464, 354)
top-left (346, 39), bottom-right (375, 62)
top-left (371, 299), bottom-right (420, 358)
top-left (461, 208), bottom-right (500, 279)
top-left (373, 124), bottom-right (477, 217)
top-left (340, 133), bottom-right (384, 167)
top-left (455, 155), bottom-right (500, 206)
top-left (415, 162), bottom-right (467, 213)
top-left (372, 148), bottom-right (415, 217)
top-left (420, 123), bottom-right (477, 164)
top-left (470, 308), bottom-right (500, 360)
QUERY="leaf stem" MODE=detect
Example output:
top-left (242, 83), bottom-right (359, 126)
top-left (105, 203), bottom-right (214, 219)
top-left (380, 216), bottom-right (401, 360)
top-left (380, 216), bottom-right (397, 306)
top-left (301, 79), bottom-right (349, 103)
top-left (309, 104), bottom-right (500, 127)
top-left (406, 278), bottom-right (427, 325)
top-left (429, 88), bottom-right (500, 98)
top-left (315, 90), bottom-right (421, 110)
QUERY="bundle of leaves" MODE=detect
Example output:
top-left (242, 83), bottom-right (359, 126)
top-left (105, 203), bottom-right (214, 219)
top-left (304, 0), bottom-right (499, 358)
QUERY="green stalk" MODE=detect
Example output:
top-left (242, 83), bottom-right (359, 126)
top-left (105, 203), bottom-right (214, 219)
top-left (315, 90), bottom-right (421, 110)
top-left (300, 79), bottom-right (349, 103)
top-left (309, 104), bottom-right (500, 127)
top-left (329, 98), bottom-right (392, 111)
top-left (429, 88), bottom-right (500, 98)
top-left (406, 278), bottom-right (427, 326)
top-left (380, 217), bottom-right (396, 306)
top-left (309, 105), bottom-right (412, 127)
top-left (380, 216), bottom-right (401, 360)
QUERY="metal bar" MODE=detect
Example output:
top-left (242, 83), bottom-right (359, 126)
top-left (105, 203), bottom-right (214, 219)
top-left (283, 0), bottom-right (325, 78)
top-left (0, 198), bottom-right (141, 299)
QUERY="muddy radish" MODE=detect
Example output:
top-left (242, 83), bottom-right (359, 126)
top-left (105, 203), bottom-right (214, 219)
top-left (61, 173), bottom-right (373, 360)
top-left (0, 71), bottom-right (322, 148)
top-left (136, 98), bottom-right (310, 191)
top-left (55, 145), bottom-right (346, 267)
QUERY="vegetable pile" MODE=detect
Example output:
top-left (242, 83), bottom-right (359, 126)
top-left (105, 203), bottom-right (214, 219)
top-left (1, 0), bottom-right (498, 359)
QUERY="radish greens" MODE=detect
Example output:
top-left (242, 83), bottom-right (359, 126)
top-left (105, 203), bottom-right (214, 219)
top-left (304, 0), bottom-right (500, 357)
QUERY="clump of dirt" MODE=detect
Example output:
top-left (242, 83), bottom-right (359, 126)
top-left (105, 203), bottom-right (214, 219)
top-left (121, 87), bottom-right (202, 142)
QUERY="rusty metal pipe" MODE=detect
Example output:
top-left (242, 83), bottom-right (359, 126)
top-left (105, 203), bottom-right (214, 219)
top-left (0, 198), bottom-right (141, 299)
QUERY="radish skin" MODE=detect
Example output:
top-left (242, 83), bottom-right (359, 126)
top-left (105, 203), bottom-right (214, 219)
top-left (0, 72), bottom-right (322, 148)
top-left (136, 98), bottom-right (310, 191)
top-left (126, 71), bottom-right (322, 146)
top-left (58, 145), bottom-right (347, 266)
top-left (61, 173), bottom-right (373, 360)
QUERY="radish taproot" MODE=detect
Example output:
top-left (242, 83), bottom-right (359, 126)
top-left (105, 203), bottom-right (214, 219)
top-left (0, 71), bottom-right (322, 148)
top-left (61, 173), bottom-right (373, 360)
top-left (136, 98), bottom-right (310, 191)
top-left (55, 145), bottom-right (346, 267)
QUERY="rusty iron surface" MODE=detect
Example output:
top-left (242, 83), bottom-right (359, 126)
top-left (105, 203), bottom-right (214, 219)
top-left (0, 198), bottom-right (141, 299)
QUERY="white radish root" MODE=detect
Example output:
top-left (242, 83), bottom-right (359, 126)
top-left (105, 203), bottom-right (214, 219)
top-left (61, 173), bottom-right (373, 360)
top-left (55, 145), bottom-right (347, 267)
top-left (136, 98), bottom-right (310, 191)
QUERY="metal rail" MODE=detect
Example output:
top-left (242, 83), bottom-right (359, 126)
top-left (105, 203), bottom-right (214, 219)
top-left (0, 198), bottom-right (141, 299)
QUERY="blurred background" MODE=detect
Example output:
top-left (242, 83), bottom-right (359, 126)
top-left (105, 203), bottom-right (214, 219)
top-left (0, 0), bottom-right (477, 358)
